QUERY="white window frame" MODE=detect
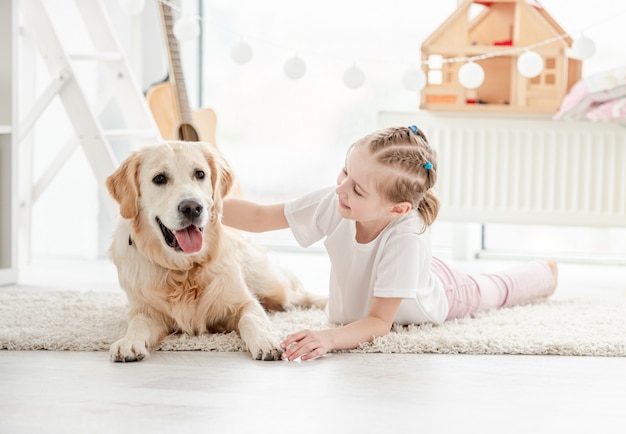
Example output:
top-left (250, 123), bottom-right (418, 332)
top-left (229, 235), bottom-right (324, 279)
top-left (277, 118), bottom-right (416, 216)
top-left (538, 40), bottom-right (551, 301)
top-left (0, 0), bottom-right (18, 285)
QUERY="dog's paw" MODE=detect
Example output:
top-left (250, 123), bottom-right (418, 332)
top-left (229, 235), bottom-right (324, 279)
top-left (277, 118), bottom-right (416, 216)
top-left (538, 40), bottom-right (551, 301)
top-left (110, 337), bottom-right (149, 362)
top-left (247, 336), bottom-right (283, 361)
top-left (255, 347), bottom-right (284, 361)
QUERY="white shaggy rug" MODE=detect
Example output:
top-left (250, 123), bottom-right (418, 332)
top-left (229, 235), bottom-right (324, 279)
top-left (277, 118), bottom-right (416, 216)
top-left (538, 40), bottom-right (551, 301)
top-left (1, 287), bottom-right (625, 356)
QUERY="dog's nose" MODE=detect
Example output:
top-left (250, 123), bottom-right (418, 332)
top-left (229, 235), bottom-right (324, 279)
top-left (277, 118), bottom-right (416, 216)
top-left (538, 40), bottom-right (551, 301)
top-left (178, 199), bottom-right (204, 219)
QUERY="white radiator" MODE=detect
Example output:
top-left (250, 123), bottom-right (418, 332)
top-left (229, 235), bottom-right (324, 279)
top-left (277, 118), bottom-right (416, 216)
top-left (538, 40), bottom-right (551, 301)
top-left (379, 111), bottom-right (626, 227)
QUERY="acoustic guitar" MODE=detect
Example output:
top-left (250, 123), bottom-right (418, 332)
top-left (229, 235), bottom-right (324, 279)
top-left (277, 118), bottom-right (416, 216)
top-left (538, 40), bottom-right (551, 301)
top-left (147, 0), bottom-right (216, 144)
top-left (147, 1), bottom-right (242, 196)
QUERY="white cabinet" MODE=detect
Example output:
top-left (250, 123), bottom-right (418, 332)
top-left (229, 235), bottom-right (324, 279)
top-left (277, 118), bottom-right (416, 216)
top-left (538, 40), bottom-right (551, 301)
top-left (0, 0), bottom-right (18, 285)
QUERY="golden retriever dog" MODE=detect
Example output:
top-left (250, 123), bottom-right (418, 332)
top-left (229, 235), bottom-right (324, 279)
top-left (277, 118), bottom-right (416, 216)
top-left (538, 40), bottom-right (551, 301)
top-left (106, 140), bottom-right (324, 362)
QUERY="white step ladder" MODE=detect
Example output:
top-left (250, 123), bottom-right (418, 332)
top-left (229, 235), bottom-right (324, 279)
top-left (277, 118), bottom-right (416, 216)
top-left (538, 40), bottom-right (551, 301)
top-left (19, 0), bottom-right (162, 259)
top-left (19, 0), bottom-right (161, 217)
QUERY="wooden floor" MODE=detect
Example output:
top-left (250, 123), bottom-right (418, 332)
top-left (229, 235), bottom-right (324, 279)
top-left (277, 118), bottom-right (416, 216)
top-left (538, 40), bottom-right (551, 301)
top-left (1, 251), bottom-right (626, 434)
top-left (2, 351), bottom-right (625, 434)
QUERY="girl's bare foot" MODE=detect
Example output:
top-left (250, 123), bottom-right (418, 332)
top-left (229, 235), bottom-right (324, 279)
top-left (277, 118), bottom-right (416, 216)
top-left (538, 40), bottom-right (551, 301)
top-left (546, 259), bottom-right (558, 295)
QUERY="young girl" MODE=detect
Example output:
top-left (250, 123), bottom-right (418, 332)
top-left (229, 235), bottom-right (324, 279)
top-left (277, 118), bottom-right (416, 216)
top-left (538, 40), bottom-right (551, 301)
top-left (222, 125), bottom-right (558, 361)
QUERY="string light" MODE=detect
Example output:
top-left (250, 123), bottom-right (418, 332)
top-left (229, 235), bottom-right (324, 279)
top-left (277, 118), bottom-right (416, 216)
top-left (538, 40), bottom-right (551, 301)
top-left (517, 51), bottom-right (544, 78)
top-left (284, 55), bottom-right (306, 80)
top-left (458, 62), bottom-right (485, 89)
top-left (123, 1), bottom-right (625, 91)
top-left (571, 35), bottom-right (596, 60)
top-left (173, 14), bottom-right (200, 42)
top-left (231, 38), bottom-right (253, 64)
top-left (402, 66), bottom-right (426, 92)
top-left (343, 63), bottom-right (366, 89)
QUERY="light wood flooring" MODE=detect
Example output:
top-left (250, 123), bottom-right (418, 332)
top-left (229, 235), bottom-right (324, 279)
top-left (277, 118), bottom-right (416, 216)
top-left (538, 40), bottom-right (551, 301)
top-left (1, 250), bottom-right (626, 434)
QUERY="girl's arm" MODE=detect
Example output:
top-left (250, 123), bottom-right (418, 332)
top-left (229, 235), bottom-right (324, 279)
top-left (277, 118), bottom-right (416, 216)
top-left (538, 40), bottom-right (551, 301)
top-left (280, 296), bottom-right (403, 361)
top-left (222, 197), bottom-right (289, 232)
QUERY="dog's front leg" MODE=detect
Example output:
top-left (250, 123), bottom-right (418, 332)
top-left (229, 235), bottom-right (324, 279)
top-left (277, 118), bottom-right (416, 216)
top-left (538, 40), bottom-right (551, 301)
top-left (110, 313), bottom-right (166, 362)
top-left (237, 301), bottom-right (283, 361)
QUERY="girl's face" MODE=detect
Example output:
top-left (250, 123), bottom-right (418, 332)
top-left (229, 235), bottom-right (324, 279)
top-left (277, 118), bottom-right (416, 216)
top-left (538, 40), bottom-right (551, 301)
top-left (335, 145), bottom-right (399, 224)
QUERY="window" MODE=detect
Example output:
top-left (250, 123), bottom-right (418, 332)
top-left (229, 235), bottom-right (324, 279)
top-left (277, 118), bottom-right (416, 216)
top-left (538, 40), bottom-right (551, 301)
top-left (427, 54), bottom-right (444, 85)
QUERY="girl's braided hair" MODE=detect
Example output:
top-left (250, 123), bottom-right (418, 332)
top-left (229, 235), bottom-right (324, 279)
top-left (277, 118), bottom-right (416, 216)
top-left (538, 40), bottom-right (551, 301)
top-left (357, 126), bottom-right (440, 232)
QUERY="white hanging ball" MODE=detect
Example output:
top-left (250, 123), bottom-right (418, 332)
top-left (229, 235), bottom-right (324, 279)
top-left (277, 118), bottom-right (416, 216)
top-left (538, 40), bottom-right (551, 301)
top-left (231, 40), bottom-right (253, 64)
top-left (284, 56), bottom-right (306, 80)
top-left (517, 51), bottom-right (544, 78)
top-left (343, 65), bottom-right (365, 89)
top-left (458, 62), bottom-right (485, 89)
top-left (402, 67), bottom-right (426, 91)
top-left (571, 36), bottom-right (596, 60)
top-left (173, 15), bottom-right (200, 42)
top-left (119, 0), bottom-right (145, 15)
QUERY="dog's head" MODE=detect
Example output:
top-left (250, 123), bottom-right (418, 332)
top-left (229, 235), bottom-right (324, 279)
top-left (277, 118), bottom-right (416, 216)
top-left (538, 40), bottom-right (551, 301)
top-left (106, 141), bottom-right (234, 265)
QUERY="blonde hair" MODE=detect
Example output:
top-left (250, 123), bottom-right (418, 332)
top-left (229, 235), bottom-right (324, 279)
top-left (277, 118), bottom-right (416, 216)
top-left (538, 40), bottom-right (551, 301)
top-left (356, 126), bottom-right (440, 230)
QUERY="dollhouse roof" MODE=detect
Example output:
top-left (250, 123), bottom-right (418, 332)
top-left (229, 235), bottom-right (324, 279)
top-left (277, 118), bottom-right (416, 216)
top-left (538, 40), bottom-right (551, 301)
top-left (422, 0), bottom-right (572, 51)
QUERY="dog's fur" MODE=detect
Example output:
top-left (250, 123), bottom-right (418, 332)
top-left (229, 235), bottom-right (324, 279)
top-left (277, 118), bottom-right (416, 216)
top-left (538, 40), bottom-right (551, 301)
top-left (106, 140), bottom-right (325, 362)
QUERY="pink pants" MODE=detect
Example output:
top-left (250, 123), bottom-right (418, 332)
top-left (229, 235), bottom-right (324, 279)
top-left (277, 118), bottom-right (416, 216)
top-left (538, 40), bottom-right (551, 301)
top-left (430, 258), bottom-right (555, 321)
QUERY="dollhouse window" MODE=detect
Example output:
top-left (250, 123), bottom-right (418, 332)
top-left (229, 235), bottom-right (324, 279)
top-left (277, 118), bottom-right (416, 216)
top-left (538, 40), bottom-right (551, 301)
top-left (427, 54), bottom-right (444, 85)
top-left (545, 57), bottom-right (556, 85)
top-left (530, 57), bottom-right (557, 85)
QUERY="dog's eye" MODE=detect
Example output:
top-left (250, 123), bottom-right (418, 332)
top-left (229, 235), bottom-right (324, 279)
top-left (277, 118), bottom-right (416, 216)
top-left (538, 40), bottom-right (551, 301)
top-left (153, 173), bottom-right (167, 185)
top-left (195, 170), bottom-right (205, 180)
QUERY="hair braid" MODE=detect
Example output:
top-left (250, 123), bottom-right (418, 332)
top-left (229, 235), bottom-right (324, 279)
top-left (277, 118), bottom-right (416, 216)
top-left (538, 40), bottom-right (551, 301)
top-left (359, 126), bottom-right (440, 231)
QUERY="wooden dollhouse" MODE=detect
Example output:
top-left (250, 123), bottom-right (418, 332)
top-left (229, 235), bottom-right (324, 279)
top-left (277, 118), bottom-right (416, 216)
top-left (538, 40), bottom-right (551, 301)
top-left (420, 0), bottom-right (582, 113)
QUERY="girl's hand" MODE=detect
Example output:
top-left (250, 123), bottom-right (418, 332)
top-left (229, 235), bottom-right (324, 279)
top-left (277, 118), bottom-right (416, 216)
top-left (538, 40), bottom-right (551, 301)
top-left (279, 298), bottom-right (402, 361)
top-left (280, 329), bottom-right (333, 361)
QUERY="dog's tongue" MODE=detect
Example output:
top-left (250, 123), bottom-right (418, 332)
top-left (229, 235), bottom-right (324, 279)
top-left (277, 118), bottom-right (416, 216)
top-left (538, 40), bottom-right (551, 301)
top-left (174, 226), bottom-right (203, 253)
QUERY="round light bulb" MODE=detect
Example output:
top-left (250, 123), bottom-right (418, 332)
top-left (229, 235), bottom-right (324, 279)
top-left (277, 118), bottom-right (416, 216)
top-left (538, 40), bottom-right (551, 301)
top-left (343, 64), bottom-right (365, 89)
top-left (173, 15), bottom-right (200, 42)
top-left (571, 36), bottom-right (596, 60)
top-left (402, 67), bottom-right (426, 91)
top-left (231, 40), bottom-right (253, 64)
top-left (284, 56), bottom-right (306, 80)
top-left (458, 62), bottom-right (485, 89)
top-left (517, 51), bottom-right (544, 78)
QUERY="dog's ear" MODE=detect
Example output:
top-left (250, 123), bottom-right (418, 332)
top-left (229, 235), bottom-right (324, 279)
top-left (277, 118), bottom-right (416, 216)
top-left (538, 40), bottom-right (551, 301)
top-left (216, 155), bottom-right (235, 199)
top-left (106, 151), bottom-right (141, 219)
top-left (204, 144), bottom-right (235, 199)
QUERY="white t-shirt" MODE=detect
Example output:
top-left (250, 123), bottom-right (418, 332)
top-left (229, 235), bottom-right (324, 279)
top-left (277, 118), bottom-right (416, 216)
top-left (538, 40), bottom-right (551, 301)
top-left (284, 186), bottom-right (448, 326)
